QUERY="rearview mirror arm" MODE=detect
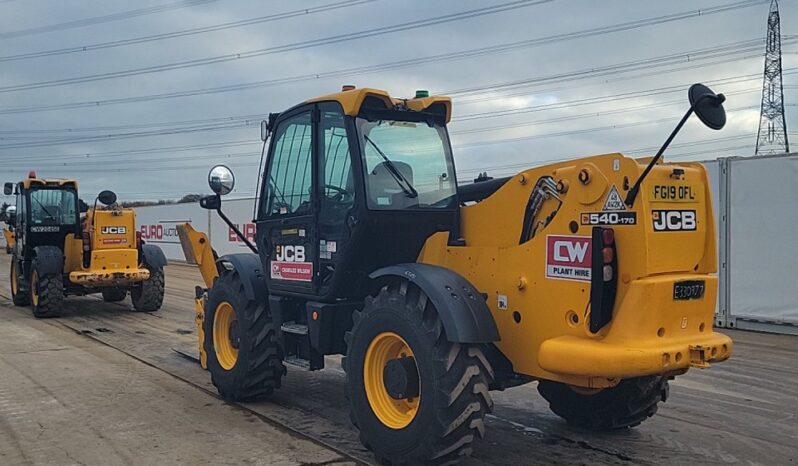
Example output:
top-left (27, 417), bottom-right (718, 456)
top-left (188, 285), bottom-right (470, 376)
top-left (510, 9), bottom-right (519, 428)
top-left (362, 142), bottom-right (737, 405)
top-left (624, 93), bottom-right (722, 208)
top-left (214, 201), bottom-right (258, 254)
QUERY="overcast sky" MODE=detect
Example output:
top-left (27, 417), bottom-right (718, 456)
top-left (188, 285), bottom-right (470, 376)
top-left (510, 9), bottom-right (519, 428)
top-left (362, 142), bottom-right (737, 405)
top-left (1, 0), bottom-right (795, 204)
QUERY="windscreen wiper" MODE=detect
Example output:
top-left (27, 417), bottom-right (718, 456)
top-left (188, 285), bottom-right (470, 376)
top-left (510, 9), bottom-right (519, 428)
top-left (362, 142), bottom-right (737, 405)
top-left (364, 135), bottom-right (418, 199)
top-left (31, 195), bottom-right (56, 220)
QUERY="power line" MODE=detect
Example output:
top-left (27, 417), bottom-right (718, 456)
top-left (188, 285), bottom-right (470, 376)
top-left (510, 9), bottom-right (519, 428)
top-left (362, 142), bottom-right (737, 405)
top-left (0, 0), bottom-right (376, 63)
top-left (0, 0), bottom-right (217, 40)
top-left (0, 0), bottom-right (553, 94)
top-left (443, 38), bottom-right (795, 96)
top-left (0, 1), bottom-right (768, 112)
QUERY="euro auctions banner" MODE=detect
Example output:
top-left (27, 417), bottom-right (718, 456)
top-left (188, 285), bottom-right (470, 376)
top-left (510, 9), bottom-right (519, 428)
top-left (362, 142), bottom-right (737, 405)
top-left (133, 197), bottom-right (258, 261)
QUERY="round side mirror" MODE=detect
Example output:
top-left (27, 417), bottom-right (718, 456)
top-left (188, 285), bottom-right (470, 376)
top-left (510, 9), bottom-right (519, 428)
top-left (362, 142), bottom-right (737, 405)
top-left (689, 83), bottom-right (726, 130)
top-left (208, 165), bottom-right (235, 195)
top-left (97, 190), bottom-right (117, 206)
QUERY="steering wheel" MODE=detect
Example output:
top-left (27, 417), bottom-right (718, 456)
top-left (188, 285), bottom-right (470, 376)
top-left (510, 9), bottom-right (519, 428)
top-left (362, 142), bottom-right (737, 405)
top-left (324, 184), bottom-right (351, 202)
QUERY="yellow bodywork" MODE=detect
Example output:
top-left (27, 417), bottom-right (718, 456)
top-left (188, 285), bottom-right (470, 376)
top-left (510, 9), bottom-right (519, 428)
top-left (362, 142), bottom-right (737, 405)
top-left (177, 223), bottom-right (218, 369)
top-left (65, 208), bottom-right (150, 286)
top-left (418, 153), bottom-right (732, 389)
top-left (21, 177), bottom-right (78, 190)
top-left (307, 87), bottom-right (452, 123)
top-left (3, 227), bottom-right (14, 251)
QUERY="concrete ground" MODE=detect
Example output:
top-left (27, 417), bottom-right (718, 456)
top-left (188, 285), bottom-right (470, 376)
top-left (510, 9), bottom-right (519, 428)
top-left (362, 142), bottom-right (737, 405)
top-left (0, 253), bottom-right (796, 465)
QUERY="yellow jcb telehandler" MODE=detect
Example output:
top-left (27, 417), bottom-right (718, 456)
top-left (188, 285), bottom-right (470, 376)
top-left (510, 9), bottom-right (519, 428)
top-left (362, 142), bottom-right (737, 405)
top-left (4, 174), bottom-right (166, 317)
top-left (178, 84), bottom-right (732, 465)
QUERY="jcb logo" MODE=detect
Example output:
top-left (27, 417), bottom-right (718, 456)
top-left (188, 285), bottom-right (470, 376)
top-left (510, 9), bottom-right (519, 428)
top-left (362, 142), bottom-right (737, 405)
top-left (652, 210), bottom-right (696, 232)
top-left (275, 245), bottom-right (306, 262)
top-left (101, 226), bottom-right (127, 234)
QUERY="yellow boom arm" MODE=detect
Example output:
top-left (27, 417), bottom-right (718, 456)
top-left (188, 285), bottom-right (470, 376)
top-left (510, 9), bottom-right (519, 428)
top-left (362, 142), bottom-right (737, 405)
top-left (177, 223), bottom-right (218, 288)
top-left (177, 223), bottom-right (219, 369)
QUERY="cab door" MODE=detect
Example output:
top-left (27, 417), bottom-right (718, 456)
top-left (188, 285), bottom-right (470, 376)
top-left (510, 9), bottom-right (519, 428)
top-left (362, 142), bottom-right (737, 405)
top-left (256, 106), bottom-right (318, 295)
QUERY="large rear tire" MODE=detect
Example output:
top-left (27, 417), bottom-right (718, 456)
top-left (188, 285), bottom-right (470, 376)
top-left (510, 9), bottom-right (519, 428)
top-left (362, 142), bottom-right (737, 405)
top-left (10, 260), bottom-right (29, 306)
top-left (130, 265), bottom-right (164, 312)
top-left (344, 281), bottom-right (494, 465)
top-left (538, 376), bottom-right (669, 430)
top-left (101, 288), bottom-right (127, 302)
top-left (30, 260), bottom-right (63, 318)
top-left (203, 267), bottom-right (285, 401)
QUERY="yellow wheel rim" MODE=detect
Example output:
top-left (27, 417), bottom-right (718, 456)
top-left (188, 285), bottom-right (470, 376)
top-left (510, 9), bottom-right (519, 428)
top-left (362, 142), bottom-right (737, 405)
top-left (10, 263), bottom-right (17, 296)
top-left (31, 271), bottom-right (39, 306)
top-left (213, 302), bottom-right (239, 370)
top-left (363, 332), bottom-right (420, 429)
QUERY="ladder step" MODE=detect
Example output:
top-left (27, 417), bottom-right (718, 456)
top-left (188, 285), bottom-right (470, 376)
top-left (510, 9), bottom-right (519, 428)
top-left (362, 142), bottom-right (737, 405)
top-left (281, 322), bottom-right (309, 335)
top-left (284, 356), bottom-right (311, 370)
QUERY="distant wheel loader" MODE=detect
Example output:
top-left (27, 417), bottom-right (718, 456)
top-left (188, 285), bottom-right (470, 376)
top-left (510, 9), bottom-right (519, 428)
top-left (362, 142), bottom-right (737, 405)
top-left (178, 85), bottom-right (733, 465)
top-left (4, 174), bottom-right (166, 317)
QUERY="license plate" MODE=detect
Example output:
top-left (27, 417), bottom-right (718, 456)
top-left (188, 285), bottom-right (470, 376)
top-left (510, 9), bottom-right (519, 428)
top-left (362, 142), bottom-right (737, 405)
top-left (649, 183), bottom-right (700, 203)
top-left (673, 280), bottom-right (705, 300)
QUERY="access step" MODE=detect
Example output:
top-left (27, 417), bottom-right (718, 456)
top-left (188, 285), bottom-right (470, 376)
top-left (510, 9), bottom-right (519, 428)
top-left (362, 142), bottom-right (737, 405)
top-left (280, 322), bottom-right (308, 335)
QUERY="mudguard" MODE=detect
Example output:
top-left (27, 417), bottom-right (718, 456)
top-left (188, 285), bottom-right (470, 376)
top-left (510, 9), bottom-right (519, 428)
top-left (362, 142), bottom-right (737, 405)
top-left (216, 253), bottom-right (268, 301)
top-left (370, 263), bottom-right (500, 343)
top-left (32, 246), bottom-right (64, 275)
top-left (141, 244), bottom-right (167, 269)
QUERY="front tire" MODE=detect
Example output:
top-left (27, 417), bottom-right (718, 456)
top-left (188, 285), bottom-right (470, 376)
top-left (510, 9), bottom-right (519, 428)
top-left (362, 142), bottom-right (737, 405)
top-left (30, 260), bottom-right (63, 318)
top-left (10, 260), bottom-right (29, 306)
top-left (101, 288), bottom-right (127, 302)
top-left (203, 267), bottom-right (285, 401)
top-left (344, 281), bottom-right (494, 465)
top-left (131, 265), bottom-right (164, 312)
top-left (538, 376), bottom-right (669, 430)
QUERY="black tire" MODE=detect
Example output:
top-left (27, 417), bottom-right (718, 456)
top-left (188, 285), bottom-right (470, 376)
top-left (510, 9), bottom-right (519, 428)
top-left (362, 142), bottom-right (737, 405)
top-left (130, 265), bottom-right (164, 312)
top-left (30, 260), bottom-right (63, 318)
top-left (204, 267), bottom-right (285, 401)
top-left (343, 281), bottom-right (494, 466)
top-left (538, 376), bottom-right (669, 430)
top-left (101, 288), bottom-right (127, 302)
top-left (10, 260), bottom-right (29, 306)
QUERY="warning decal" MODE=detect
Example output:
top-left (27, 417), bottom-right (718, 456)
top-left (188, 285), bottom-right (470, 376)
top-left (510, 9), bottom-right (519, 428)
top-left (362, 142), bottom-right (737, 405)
top-left (602, 185), bottom-right (626, 211)
top-left (271, 261), bottom-right (313, 282)
top-left (546, 235), bottom-right (592, 282)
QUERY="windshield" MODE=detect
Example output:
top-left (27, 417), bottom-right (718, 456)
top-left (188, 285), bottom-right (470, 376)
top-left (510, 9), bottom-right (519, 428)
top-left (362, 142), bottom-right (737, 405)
top-left (357, 118), bottom-right (456, 210)
top-left (29, 189), bottom-right (77, 225)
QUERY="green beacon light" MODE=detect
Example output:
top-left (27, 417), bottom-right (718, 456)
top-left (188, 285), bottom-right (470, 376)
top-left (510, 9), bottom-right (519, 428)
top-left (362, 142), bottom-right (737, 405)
top-left (414, 89), bottom-right (429, 98)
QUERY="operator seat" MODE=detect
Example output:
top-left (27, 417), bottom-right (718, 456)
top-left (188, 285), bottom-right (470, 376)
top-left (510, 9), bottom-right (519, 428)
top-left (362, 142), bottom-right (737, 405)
top-left (368, 161), bottom-right (417, 209)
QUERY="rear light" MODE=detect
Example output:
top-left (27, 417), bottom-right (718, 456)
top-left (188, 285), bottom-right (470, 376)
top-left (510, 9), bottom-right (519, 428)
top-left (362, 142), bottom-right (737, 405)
top-left (602, 228), bottom-right (614, 245)
top-left (602, 247), bottom-right (614, 264)
top-left (590, 227), bottom-right (618, 332)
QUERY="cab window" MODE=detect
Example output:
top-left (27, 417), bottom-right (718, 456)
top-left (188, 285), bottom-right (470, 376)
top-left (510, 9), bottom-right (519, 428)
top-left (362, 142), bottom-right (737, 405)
top-left (262, 112), bottom-right (313, 217)
top-left (319, 105), bottom-right (355, 225)
top-left (29, 189), bottom-right (77, 225)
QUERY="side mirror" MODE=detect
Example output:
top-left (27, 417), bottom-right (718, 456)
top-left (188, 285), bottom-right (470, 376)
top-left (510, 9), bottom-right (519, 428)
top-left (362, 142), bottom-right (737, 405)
top-left (199, 194), bottom-right (221, 210)
top-left (79, 199), bottom-right (89, 213)
top-left (208, 165), bottom-right (235, 195)
top-left (97, 190), bottom-right (117, 206)
top-left (689, 83), bottom-right (726, 130)
top-left (3, 183), bottom-right (12, 196)
top-left (260, 120), bottom-right (270, 142)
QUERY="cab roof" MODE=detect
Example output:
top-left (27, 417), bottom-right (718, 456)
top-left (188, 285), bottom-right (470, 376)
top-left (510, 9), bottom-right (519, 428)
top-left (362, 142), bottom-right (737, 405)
top-left (306, 87), bottom-right (452, 123)
top-left (21, 177), bottom-right (78, 190)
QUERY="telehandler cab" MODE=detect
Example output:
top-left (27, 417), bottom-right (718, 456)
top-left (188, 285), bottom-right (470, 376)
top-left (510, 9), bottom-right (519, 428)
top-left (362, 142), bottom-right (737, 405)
top-left (178, 84), bottom-right (732, 465)
top-left (4, 174), bottom-right (166, 317)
